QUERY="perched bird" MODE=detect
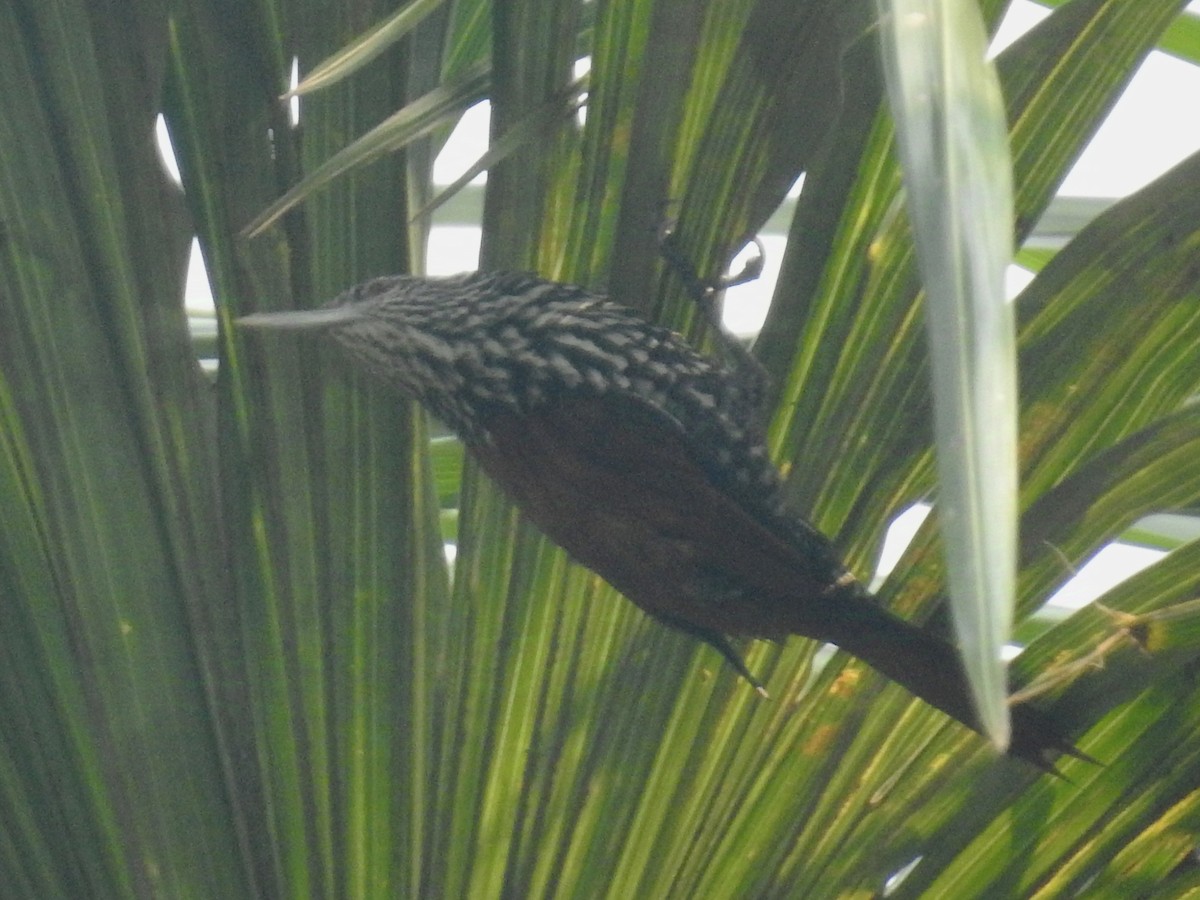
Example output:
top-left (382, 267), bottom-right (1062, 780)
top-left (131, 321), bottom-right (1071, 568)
top-left (240, 271), bottom-right (1071, 767)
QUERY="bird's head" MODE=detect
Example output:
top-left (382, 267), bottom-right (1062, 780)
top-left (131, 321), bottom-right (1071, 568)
top-left (237, 272), bottom-right (644, 441)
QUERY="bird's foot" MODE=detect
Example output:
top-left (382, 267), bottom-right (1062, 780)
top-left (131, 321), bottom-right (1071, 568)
top-left (657, 227), bottom-right (766, 300)
top-left (657, 229), bottom-right (770, 406)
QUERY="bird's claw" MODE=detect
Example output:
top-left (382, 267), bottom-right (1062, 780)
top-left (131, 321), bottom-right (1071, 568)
top-left (658, 229), bottom-right (766, 300)
top-left (712, 237), bottom-right (766, 292)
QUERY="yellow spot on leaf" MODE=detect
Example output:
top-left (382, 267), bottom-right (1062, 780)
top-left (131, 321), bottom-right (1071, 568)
top-left (802, 724), bottom-right (839, 756)
top-left (829, 667), bottom-right (861, 698)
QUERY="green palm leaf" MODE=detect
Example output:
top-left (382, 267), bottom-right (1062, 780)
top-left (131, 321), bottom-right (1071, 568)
top-left (2, 0), bottom-right (1198, 896)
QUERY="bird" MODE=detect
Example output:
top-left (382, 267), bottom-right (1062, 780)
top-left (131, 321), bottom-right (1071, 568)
top-left (239, 270), bottom-right (1073, 768)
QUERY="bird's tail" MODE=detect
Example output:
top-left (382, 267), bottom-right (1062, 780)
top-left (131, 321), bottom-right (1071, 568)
top-left (807, 593), bottom-right (1078, 770)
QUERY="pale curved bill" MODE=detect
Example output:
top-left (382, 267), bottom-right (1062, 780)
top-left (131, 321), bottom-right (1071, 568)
top-left (237, 306), bottom-right (364, 330)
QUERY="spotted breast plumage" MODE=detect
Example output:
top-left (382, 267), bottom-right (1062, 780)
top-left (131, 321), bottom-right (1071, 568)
top-left (240, 270), bottom-right (1072, 768)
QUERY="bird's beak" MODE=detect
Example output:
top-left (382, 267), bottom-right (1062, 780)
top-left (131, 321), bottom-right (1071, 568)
top-left (237, 306), bottom-right (362, 332)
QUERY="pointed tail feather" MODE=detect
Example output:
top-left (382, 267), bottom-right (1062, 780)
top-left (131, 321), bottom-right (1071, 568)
top-left (808, 598), bottom-right (1082, 770)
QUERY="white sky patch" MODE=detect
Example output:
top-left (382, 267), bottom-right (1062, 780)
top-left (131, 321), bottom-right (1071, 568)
top-left (432, 102), bottom-right (492, 187)
top-left (155, 114), bottom-right (182, 185)
top-left (427, 226), bottom-right (482, 275)
top-left (872, 503), bottom-right (933, 588)
top-left (1044, 543), bottom-right (1169, 611)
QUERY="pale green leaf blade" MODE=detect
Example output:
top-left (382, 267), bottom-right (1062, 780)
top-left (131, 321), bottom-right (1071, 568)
top-left (286, 0), bottom-right (445, 99)
top-left (876, 0), bottom-right (1017, 748)
top-left (243, 62), bottom-right (490, 237)
top-left (410, 76), bottom-right (587, 226)
top-left (1031, 1), bottom-right (1200, 64)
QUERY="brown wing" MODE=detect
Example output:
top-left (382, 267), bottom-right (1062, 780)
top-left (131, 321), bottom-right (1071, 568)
top-left (469, 395), bottom-right (850, 641)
